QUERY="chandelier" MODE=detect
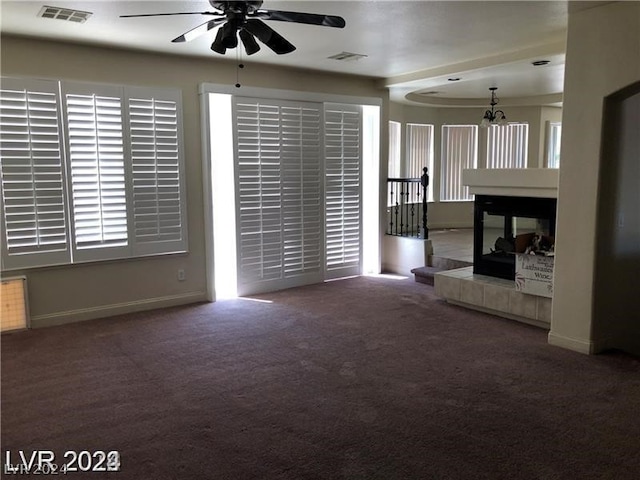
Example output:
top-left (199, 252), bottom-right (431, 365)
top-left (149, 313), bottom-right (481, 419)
top-left (480, 87), bottom-right (508, 127)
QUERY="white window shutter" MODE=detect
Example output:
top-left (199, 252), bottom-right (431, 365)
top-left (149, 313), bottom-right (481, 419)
top-left (440, 125), bottom-right (478, 202)
top-left (126, 87), bottom-right (187, 256)
top-left (486, 123), bottom-right (529, 168)
top-left (234, 98), bottom-right (323, 295)
top-left (324, 104), bottom-right (362, 279)
top-left (406, 123), bottom-right (434, 201)
top-left (0, 78), bottom-right (71, 269)
top-left (62, 82), bottom-right (129, 261)
top-left (281, 104), bottom-right (322, 279)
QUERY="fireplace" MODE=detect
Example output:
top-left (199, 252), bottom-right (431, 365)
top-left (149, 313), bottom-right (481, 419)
top-left (473, 195), bottom-right (557, 280)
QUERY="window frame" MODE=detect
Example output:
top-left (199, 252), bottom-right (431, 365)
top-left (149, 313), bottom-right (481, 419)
top-left (387, 120), bottom-right (401, 179)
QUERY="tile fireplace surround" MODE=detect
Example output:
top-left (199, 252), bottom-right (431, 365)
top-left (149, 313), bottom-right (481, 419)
top-left (434, 169), bottom-right (558, 329)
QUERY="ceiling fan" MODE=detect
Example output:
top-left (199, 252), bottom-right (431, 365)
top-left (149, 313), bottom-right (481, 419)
top-left (120, 1), bottom-right (346, 56)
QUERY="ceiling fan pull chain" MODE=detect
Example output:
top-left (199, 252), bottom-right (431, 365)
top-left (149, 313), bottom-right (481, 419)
top-left (235, 47), bottom-right (243, 88)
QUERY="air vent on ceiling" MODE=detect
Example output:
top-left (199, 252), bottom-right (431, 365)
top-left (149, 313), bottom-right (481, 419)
top-left (417, 91), bottom-right (440, 96)
top-left (327, 51), bottom-right (368, 62)
top-left (38, 5), bottom-right (92, 23)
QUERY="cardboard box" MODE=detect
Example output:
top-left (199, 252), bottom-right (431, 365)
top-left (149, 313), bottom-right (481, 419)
top-left (515, 253), bottom-right (554, 298)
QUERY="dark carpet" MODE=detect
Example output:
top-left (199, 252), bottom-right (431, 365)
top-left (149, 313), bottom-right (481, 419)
top-left (2, 276), bottom-right (639, 479)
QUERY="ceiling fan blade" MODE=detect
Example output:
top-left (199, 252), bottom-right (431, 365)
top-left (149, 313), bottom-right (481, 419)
top-left (120, 12), bottom-right (221, 18)
top-left (172, 18), bottom-right (226, 43)
top-left (239, 29), bottom-right (261, 56)
top-left (244, 19), bottom-right (296, 55)
top-left (253, 9), bottom-right (345, 28)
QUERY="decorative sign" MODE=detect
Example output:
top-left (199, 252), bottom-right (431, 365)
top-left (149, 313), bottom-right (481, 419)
top-left (515, 254), bottom-right (554, 298)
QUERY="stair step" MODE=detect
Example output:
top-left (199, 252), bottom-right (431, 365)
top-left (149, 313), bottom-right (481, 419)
top-left (429, 256), bottom-right (473, 270)
top-left (410, 266), bottom-right (443, 286)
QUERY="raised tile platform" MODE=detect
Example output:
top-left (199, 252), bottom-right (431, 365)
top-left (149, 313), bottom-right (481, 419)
top-left (434, 266), bottom-right (551, 329)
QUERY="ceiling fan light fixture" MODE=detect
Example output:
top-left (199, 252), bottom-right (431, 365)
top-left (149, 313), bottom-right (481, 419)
top-left (211, 27), bottom-right (227, 54)
top-left (221, 22), bottom-right (238, 49)
top-left (239, 29), bottom-right (261, 55)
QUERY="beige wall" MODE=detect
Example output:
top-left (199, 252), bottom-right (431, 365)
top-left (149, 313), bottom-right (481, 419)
top-left (0, 35), bottom-right (386, 325)
top-left (549, 1), bottom-right (640, 354)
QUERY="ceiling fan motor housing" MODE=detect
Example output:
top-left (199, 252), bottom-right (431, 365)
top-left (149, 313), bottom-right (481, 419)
top-left (210, 1), bottom-right (264, 15)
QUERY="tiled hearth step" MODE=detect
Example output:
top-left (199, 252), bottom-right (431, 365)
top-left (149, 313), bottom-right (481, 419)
top-left (434, 266), bottom-right (552, 328)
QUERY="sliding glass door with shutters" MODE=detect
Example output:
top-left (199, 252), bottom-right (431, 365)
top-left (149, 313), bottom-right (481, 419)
top-left (233, 97), bottom-right (324, 295)
top-left (324, 104), bottom-right (362, 280)
top-left (232, 98), bottom-right (363, 295)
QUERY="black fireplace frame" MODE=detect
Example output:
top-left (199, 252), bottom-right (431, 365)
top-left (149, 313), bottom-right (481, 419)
top-left (473, 195), bottom-right (557, 280)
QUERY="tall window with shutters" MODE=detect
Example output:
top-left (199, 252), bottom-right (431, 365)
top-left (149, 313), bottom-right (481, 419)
top-left (324, 104), bottom-right (362, 280)
top-left (406, 123), bottom-right (434, 202)
top-left (231, 98), bottom-right (362, 294)
top-left (0, 77), bottom-right (187, 271)
top-left (486, 122), bottom-right (529, 169)
top-left (440, 125), bottom-right (478, 202)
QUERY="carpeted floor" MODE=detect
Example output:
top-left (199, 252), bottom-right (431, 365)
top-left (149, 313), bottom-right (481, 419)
top-left (2, 276), bottom-right (639, 479)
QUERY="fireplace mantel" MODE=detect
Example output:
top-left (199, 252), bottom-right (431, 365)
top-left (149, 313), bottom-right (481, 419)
top-left (462, 169), bottom-right (559, 198)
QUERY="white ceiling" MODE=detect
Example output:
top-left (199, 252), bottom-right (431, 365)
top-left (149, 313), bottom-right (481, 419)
top-left (0, 1), bottom-right (609, 106)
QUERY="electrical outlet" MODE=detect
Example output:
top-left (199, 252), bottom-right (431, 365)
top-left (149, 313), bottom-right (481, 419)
top-left (617, 212), bottom-right (625, 228)
top-left (177, 269), bottom-right (186, 281)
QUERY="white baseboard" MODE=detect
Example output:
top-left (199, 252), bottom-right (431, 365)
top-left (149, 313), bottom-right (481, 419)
top-left (547, 331), bottom-right (610, 354)
top-left (30, 291), bottom-right (209, 328)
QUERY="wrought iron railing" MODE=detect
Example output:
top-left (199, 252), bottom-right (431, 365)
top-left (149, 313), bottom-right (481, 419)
top-left (386, 167), bottom-right (429, 239)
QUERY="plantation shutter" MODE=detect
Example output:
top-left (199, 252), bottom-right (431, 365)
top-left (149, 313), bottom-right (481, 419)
top-left (0, 78), bottom-right (71, 269)
top-left (62, 82), bottom-right (129, 261)
top-left (234, 97), bottom-right (323, 295)
top-left (407, 123), bottom-right (434, 202)
top-left (440, 125), bottom-right (477, 202)
top-left (324, 103), bottom-right (362, 279)
top-left (126, 87), bottom-right (187, 255)
top-left (486, 123), bottom-right (528, 168)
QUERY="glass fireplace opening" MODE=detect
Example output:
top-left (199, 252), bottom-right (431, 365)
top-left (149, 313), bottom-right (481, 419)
top-left (473, 195), bottom-right (557, 280)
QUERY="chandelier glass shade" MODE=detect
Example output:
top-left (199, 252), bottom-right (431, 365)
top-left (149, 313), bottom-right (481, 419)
top-left (481, 87), bottom-right (508, 127)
